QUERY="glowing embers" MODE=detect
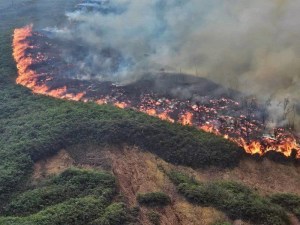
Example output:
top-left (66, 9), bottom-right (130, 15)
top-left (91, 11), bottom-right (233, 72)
top-left (139, 108), bottom-right (175, 123)
top-left (12, 25), bottom-right (300, 159)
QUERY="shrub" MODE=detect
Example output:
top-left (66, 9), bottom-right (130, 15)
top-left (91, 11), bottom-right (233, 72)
top-left (0, 168), bottom-right (137, 225)
top-left (147, 210), bottom-right (160, 225)
top-left (91, 203), bottom-right (128, 225)
top-left (3, 168), bottom-right (116, 216)
top-left (167, 170), bottom-right (199, 186)
top-left (137, 192), bottom-right (171, 207)
top-left (168, 170), bottom-right (289, 225)
top-left (270, 193), bottom-right (300, 220)
top-left (0, 196), bottom-right (108, 225)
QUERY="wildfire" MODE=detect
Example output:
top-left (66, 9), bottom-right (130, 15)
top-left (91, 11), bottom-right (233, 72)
top-left (12, 25), bottom-right (300, 159)
top-left (180, 112), bottom-right (193, 126)
top-left (114, 102), bottom-right (127, 109)
top-left (237, 135), bottom-right (300, 157)
top-left (13, 25), bottom-right (37, 87)
top-left (158, 111), bottom-right (175, 123)
top-left (13, 25), bottom-right (85, 101)
top-left (200, 123), bottom-right (220, 135)
top-left (139, 108), bottom-right (175, 123)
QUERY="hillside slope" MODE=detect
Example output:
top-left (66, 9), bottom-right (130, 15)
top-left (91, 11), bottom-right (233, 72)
top-left (12, 145), bottom-right (299, 225)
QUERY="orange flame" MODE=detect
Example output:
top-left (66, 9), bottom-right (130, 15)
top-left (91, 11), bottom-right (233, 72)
top-left (96, 99), bottom-right (107, 105)
top-left (158, 111), bottom-right (175, 123)
top-left (13, 25), bottom-right (85, 101)
top-left (238, 136), bottom-right (300, 157)
top-left (13, 25), bottom-right (38, 88)
top-left (139, 108), bottom-right (174, 123)
top-left (180, 112), bottom-right (193, 126)
top-left (144, 109), bottom-right (157, 116)
top-left (114, 102), bottom-right (127, 109)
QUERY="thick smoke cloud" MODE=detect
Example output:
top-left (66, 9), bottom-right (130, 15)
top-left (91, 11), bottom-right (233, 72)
top-left (46, 0), bottom-right (300, 128)
top-left (59, 0), bottom-right (300, 97)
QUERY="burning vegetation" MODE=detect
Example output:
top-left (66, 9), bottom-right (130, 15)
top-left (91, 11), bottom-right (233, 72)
top-left (12, 25), bottom-right (300, 160)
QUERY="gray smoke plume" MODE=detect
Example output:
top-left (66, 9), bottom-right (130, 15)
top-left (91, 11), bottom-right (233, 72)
top-left (45, 0), bottom-right (300, 130)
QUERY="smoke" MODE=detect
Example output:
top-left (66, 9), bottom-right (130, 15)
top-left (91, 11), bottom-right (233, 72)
top-left (44, 0), bottom-right (300, 129)
top-left (57, 0), bottom-right (299, 89)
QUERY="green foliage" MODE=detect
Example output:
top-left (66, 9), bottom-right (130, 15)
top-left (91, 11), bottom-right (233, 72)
top-left (137, 192), bottom-right (171, 207)
top-left (167, 170), bottom-right (199, 186)
top-left (2, 168), bottom-right (116, 216)
top-left (0, 168), bottom-right (137, 225)
top-left (0, 196), bottom-right (108, 225)
top-left (147, 210), bottom-right (160, 225)
top-left (168, 171), bottom-right (290, 225)
top-left (90, 203), bottom-right (129, 225)
top-left (270, 193), bottom-right (300, 220)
